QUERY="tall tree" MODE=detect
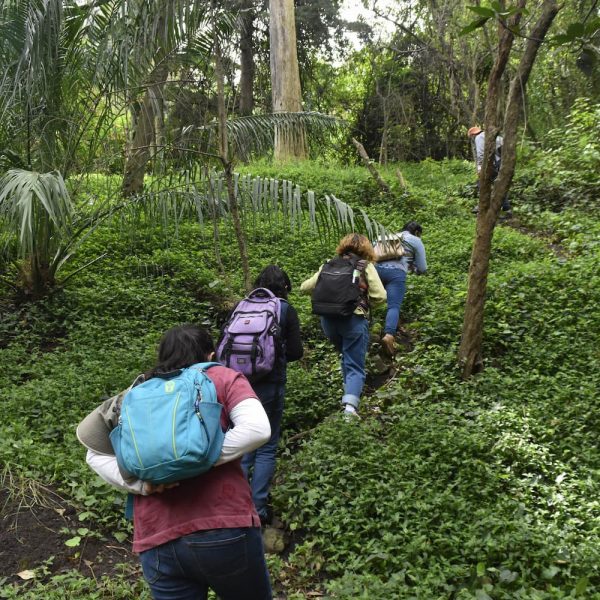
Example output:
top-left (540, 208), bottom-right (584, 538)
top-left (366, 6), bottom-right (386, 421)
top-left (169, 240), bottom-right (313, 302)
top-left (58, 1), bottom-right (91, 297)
top-left (238, 0), bottom-right (255, 116)
top-left (122, 7), bottom-right (172, 197)
top-left (458, 0), bottom-right (561, 378)
top-left (269, 0), bottom-right (307, 160)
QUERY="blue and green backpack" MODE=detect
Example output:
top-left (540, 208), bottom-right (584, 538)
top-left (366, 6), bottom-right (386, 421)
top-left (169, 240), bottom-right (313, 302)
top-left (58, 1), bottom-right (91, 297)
top-left (109, 362), bottom-right (224, 485)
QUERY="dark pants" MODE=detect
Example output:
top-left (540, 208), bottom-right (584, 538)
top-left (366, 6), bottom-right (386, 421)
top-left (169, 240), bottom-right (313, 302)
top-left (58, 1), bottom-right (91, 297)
top-left (242, 381), bottom-right (285, 521)
top-left (139, 527), bottom-right (272, 600)
top-left (476, 178), bottom-right (511, 212)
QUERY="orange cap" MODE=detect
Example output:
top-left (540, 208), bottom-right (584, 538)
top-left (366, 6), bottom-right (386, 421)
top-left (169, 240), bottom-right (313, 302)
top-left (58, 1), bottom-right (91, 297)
top-left (467, 126), bottom-right (482, 137)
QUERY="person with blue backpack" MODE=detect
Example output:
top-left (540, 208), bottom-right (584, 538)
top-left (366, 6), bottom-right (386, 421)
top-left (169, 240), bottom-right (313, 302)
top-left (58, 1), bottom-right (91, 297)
top-left (217, 265), bottom-right (303, 526)
top-left (77, 324), bottom-right (273, 600)
top-left (300, 233), bottom-right (386, 417)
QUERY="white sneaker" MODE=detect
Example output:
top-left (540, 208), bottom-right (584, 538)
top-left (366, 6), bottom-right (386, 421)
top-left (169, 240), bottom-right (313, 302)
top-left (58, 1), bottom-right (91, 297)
top-left (343, 404), bottom-right (359, 419)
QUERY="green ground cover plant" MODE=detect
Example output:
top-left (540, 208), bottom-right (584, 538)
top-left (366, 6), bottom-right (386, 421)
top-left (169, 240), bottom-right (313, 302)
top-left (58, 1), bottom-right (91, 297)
top-left (1, 157), bottom-right (598, 598)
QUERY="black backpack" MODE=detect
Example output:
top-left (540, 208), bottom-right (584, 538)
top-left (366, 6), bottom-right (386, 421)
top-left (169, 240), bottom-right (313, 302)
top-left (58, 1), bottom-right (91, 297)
top-left (311, 255), bottom-right (363, 317)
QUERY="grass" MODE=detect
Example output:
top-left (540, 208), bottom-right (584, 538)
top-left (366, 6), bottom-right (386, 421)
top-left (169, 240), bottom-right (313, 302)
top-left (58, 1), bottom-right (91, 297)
top-left (1, 157), bottom-right (599, 598)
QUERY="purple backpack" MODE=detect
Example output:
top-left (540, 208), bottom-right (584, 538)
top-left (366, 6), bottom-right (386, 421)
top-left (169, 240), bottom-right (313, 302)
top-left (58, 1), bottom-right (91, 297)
top-left (216, 288), bottom-right (282, 381)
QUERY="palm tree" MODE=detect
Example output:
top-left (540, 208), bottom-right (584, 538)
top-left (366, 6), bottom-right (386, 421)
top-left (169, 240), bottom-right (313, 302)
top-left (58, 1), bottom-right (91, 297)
top-left (0, 0), bottom-right (389, 300)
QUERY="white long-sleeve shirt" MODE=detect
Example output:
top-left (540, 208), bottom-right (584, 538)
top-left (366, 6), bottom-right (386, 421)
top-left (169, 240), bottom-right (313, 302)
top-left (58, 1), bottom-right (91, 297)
top-left (472, 131), bottom-right (503, 173)
top-left (86, 397), bottom-right (270, 494)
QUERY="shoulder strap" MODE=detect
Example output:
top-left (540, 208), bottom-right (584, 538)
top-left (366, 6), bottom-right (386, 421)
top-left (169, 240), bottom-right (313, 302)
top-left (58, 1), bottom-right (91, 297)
top-left (191, 361), bottom-right (221, 372)
top-left (279, 299), bottom-right (289, 327)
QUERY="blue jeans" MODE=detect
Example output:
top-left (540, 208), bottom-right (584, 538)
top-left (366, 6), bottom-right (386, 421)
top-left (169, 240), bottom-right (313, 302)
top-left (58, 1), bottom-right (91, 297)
top-left (242, 382), bottom-right (284, 521)
top-left (320, 314), bottom-right (369, 408)
top-left (139, 527), bottom-right (272, 600)
top-left (375, 265), bottom-right (407, 336)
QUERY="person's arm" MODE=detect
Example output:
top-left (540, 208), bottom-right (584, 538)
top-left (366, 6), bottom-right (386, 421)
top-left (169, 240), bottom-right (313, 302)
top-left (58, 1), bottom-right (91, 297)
top-left (86, 450), bottom-right (147, 494)
top-left (365, 263), bottom-right (387, 305)
top-left (299, 266), bottom-right (322, 294)
top-left (85, 397), bottom-right (270, 488)
top-left (215, 398), bottom-right (270, 465)
top-left (411, 238), bottom-right (428, 274)
top-left (284, 305), bottom-right (303, 362)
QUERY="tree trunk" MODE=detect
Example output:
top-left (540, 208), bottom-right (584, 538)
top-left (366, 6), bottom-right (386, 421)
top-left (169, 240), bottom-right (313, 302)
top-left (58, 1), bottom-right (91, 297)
top-left (238, 0), bottom-right (255, 117)
top-left (269, 0), bottom-right (307, 161)
top-left (121, 68), bottom-right (168, 197)
top-left (458, 0), bottom-right (560, 378)
top-left (215, 40), bottom-right (251, 291)
top-left (122, 9), bottom-right (171, 197)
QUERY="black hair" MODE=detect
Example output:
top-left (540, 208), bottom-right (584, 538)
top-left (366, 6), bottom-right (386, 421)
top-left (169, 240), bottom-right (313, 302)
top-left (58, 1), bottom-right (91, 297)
top-left (254, 265), bottom-right (291, 300)
top-left (153, 324), bottom-right (215, 374)
top-left (402, 221), bottom-right (423, 236)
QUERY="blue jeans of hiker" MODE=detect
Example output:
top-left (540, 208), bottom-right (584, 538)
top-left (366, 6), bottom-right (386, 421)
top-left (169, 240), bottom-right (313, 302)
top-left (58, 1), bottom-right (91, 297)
top-left (242, 381), bottom-right (284, 522)
top-left (320, 314), bottom-right (369, 409)
top-left (375, 265), bottom-right (407, 336)
top-left (139, 527), bottom-right (272, 600)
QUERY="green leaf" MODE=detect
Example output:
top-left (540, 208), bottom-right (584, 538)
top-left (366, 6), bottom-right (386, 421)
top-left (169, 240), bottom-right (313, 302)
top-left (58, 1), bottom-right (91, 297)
top-left (584, 17), bottom-right (600, 35)
top-left (575, 577), bottom-right (589, 595)
top-left (460, 18), bottom-right (490, 36)
top-left (551, 33), bottom-right (572, 45)
top-left (567, 22), bottom-right (585, 38)
top-left (467, 6), bottom-right (495, 18)
top-left (114, 531), bottom-right (128, 543)
top-left (499, 569), bottom-right (518, 583)
top-left (477, 562), bottom-right (486, 577)
top-left (542, 565), bottom-right (559, 579)
top-left (65, 536), bottom-right (81, 547)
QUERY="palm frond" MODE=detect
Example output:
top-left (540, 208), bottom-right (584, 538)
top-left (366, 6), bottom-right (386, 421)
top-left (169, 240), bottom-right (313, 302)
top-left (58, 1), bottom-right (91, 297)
top-left (0, 169), bottom-right (72, 257)
top-left (178, 112), bottom-right (343, 160)
top-left (119, 170), bottom-right (387, 248)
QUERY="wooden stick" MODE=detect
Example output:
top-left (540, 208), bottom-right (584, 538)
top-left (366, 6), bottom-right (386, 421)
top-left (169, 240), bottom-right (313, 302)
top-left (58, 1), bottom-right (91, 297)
top-left (351, 138), bottom-right (391, 194)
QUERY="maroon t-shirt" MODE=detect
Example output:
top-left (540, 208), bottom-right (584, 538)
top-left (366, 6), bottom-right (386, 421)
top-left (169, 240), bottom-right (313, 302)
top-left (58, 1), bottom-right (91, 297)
top-left (132, 365), bottom-right (261, 554)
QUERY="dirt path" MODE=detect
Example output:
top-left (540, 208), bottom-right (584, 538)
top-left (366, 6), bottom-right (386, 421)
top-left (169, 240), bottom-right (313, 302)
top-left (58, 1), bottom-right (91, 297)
top-left (0, 483), bottom-right (139, 588)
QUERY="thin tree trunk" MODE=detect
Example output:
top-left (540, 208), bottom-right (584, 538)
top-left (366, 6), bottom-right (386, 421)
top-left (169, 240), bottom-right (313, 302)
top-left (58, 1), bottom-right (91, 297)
top-left (352, 138), bottom-right (391, 194)
top-left (270, 0), bottom-right (307, 161)
top-left (238, 0), bottom-right (255, 117)
top-left (121, 69), bottom-right (167, 197)
top-left (458, 0), bottom-right (560, 378)
top-left (215, 40), bottom-right (251, 291)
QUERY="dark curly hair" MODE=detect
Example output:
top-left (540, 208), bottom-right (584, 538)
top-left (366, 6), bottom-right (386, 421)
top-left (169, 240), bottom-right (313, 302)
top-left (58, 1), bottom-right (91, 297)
top-left (254, 265), bottom-right (292, 299)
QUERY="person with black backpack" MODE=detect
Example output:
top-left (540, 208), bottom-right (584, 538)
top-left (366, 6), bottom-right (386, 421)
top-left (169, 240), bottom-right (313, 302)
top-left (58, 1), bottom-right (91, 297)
top-left (300, 233), bottom-right (386, 417)
top-left (217, 265), bottom-right (303, 526)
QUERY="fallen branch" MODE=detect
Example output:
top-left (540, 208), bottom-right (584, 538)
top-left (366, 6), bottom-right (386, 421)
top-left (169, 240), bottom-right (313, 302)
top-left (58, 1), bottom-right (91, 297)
top-left (352, 138), bottom-right (391, 195)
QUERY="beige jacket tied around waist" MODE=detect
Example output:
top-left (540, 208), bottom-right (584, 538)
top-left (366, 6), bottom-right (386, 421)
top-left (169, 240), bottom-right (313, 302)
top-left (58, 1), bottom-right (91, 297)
top-left (300, 261), bottom-right (386, 317)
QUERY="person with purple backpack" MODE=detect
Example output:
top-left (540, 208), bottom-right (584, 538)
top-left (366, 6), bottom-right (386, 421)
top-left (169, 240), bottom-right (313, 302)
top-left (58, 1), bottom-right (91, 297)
top-left (217, 265), bottom-right (303, 525)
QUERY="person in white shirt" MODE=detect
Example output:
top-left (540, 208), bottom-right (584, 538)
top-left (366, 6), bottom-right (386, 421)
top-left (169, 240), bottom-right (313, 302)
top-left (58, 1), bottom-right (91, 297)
top-left (468, 126), bottom-right (512, 218)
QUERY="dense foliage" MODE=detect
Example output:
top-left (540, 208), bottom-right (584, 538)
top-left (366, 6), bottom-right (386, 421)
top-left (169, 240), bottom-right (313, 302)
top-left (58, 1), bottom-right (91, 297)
top-left (1, 148), bottom-right (599, 597)
top-left (1, 1), bottom-right (599, 597)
